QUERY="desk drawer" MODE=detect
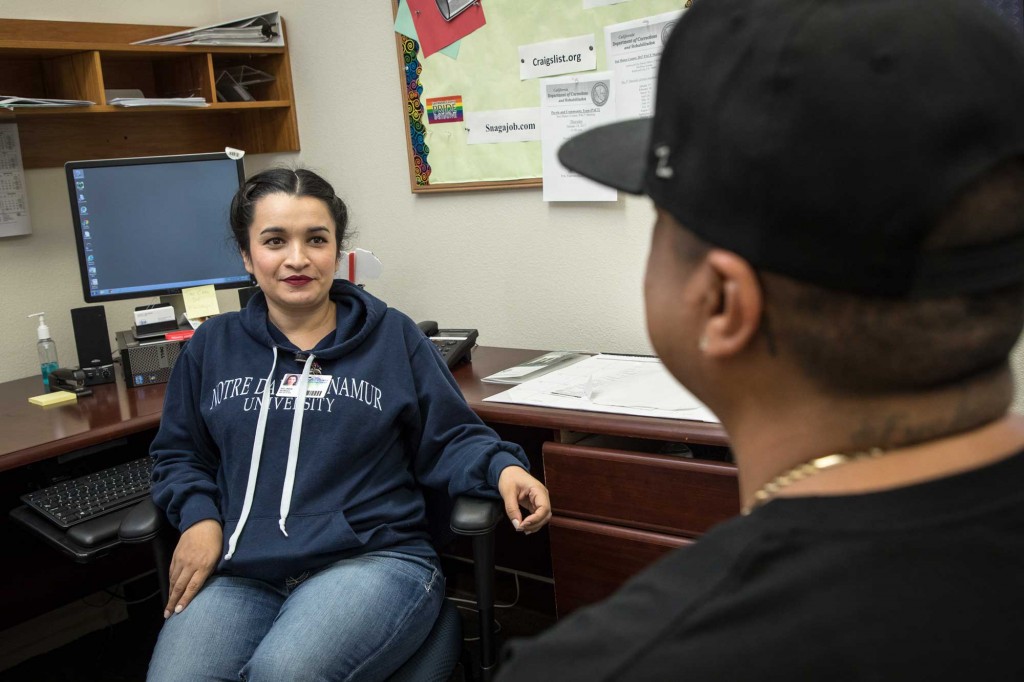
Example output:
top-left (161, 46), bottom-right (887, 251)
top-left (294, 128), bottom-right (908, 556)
top-left (550, 516), bottom-right (692, 616)
top-left (543, 442), bottom-right (739, 537)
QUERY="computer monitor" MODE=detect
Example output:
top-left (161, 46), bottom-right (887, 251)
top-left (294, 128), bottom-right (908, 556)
top-left (64, 152), bottom-right (251, 305)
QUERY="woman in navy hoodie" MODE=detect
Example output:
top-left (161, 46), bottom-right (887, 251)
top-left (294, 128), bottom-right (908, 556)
top-left (147, 168), bottom-right (551, 681)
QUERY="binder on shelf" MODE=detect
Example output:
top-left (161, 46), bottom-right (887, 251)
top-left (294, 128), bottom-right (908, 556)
top-left (108, 97), bottom-right (208, 108)
top-left (131, 11), bottom-right (284, 47)
top-left (0, 96), bottom-right (93, 109)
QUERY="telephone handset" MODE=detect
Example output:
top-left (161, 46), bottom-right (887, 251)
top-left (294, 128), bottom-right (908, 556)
top-left (417, 320), bottom-right (479, 369)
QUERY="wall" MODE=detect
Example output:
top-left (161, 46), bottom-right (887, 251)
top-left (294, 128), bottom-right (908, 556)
top-left (0, 0), bottom-right (228, 382)
top-left (1, 0), bottom-right (1023, 413)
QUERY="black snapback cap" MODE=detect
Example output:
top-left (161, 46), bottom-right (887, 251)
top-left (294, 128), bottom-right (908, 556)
top-left (559, 0), bottom-right (1024, 297)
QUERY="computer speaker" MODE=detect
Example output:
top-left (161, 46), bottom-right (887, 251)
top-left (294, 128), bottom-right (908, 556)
top-left (238, 285), bottom-right (260, 309)
top-left (70, 305), bottom-right (113, 369)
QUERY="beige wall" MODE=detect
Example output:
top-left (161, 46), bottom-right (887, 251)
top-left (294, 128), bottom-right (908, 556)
top-left (2, 0), bottom-right (1022, 412)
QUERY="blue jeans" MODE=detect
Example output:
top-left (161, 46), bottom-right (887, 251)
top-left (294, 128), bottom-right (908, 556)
top-left (147, 550), bottom-right (444, 682)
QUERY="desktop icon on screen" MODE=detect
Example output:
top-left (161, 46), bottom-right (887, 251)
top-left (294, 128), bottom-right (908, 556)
top-left (90, 278), bottom-right (98, 286)
top-left (87, 254), bottom-right (94, 262)
top-left (83, 230), bottom-right (91, 239)
top-left (73, 169), bottom-right (84, 179)
top-left (78, 193), bottom-right (86, 202)
top-left (88, 266), bottom-right (97, 275)
top-left (80, 206), bottom-right (88, 215)
top-left (76, 181), bottom-right (85, 190)
top-left (82, 219), bottom-right (90, 227)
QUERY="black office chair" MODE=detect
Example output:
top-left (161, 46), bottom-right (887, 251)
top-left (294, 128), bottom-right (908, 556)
top-left (119, 495), bottom-right (503, 682)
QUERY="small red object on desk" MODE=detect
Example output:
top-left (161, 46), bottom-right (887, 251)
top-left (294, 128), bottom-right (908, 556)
top-left (164, 329), bottom-right (195, 341)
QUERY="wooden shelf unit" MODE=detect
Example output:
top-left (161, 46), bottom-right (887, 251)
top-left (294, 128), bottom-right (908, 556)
top-left (0, 18), bottom-right (300, 168)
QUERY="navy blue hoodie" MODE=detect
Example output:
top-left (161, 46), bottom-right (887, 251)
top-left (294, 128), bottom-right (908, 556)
top-left (150, 280), bottom-right (528, 584)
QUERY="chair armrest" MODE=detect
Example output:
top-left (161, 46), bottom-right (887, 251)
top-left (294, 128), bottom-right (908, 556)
top-left (450, 495), bottom-right (502, 679)
top-left (118, 498), bottom-right (163, 544)
top-left (450, 496), bottom-right (502, 536)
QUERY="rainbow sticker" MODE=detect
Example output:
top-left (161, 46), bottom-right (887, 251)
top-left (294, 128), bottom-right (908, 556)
top-left (426, 96), bottom-right (464, 124)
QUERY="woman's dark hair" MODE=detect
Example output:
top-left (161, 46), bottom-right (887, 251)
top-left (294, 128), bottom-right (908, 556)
top-left (229, 168), bottom-right (349, 255)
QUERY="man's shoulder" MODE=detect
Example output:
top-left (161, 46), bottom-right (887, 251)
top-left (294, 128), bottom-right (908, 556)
top-left (498, 473), bottom-right (1024, 681)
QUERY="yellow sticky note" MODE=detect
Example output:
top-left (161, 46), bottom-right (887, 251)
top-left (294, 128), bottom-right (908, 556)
top-left (181, 285), bottom-right (220, 319)
top-left (29, 390), bottom-right (78, 407)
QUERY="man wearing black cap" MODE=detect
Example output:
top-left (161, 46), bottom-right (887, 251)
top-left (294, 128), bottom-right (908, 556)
top-left (497, 0), bottom-right (1024, 678)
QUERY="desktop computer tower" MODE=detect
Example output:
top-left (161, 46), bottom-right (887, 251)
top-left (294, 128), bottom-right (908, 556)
top-left (116, 330), bottom-right (186, 387)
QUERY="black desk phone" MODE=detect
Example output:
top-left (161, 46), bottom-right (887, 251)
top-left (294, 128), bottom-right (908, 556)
top-left (417, 321), bottom-right (478, 369)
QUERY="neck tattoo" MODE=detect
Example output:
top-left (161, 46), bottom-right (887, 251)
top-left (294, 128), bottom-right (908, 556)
top-left (742, 447), bottom-right (885, 515)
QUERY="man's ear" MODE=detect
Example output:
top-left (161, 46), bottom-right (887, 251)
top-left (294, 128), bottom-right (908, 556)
top-left (700, 249), bottom-right (763, 358)
top-left (241, 249), bottom-right (253, 275)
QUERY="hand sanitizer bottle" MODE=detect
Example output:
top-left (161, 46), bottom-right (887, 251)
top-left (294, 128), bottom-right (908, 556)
top-left (28, 312), bottom-right (59, 390)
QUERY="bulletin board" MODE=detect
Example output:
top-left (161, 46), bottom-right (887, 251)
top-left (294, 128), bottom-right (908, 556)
top-left (391, 0), bottom-right (691, 193)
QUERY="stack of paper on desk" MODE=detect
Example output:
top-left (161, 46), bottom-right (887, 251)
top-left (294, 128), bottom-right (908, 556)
top-left (482, 351), bottom-right (591, 384)
top-left (484, 354), bottom-right (720, 423)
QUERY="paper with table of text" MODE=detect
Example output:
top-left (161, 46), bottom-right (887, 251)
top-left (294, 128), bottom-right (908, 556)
top-left (484, 354), bottom-right (720, 422)
top-left (540, 71), bottom-right (618, 202)
top-left (604, 9), bottom-right (684, 119)
top-left (0, 123), bottom-right (30, 237)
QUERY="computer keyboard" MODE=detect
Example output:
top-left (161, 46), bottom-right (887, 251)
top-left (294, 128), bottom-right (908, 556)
top-left (21, 456), bottom-right (153, 529)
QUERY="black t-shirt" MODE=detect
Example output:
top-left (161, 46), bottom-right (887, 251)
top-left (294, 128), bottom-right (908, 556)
top-left (498, 449), bottom-right (1024, 681)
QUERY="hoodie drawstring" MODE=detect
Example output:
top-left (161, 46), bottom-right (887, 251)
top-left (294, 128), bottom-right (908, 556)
top-left (225, 347), bottom-right (279, 560)
top-left (224, 349), bottom-right (316, 560)
top-left (279, 353), bottom-right (315, 536)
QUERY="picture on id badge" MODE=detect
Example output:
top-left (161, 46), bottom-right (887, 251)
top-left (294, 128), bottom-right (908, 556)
top-left (277, 373), bottom-right (331, 398)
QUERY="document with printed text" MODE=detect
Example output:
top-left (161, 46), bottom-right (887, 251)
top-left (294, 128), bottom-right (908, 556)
top-left (0, 123), bottom-right (30, 237)
top-left (484, 354), bottom-right (720, 422)
top-left (540, 71), bottom-right (618, 202)
top-left (604, 9), bottom-right (683, 119)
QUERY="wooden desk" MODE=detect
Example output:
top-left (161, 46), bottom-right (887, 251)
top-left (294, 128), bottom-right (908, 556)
top-left (455, 348), bottom-right (729, 447)
top-left (1, 347), bottom-right (729, 467)
top-left (0, 375), bottom-right (164, 473)
top-left (0, 347), bottom-right (739, 620)
top-left (0, 375), bottom-right (164, 629)
top-left (453, 348), bottom-right (739, 616)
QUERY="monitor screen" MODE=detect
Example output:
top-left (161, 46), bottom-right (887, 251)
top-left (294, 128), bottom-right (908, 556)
top-left (65, 152), bottom-right (251, 304)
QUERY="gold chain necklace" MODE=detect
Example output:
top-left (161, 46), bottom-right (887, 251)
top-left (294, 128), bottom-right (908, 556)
top-left (742, 447), bottom-right (885, 515)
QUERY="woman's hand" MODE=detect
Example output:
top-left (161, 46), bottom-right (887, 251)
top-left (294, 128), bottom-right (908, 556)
top-left (164, 518), bottom-right (222, 619)
top-left (498, 466), bottom-right (552, 534)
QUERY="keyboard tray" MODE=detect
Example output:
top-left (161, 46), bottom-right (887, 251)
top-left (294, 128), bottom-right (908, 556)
top-left (9, 504), bottom-right (132, 563)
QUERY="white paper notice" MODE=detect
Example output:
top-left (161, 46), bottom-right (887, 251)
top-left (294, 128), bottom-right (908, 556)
top-left (605, 9), bottom-right (683, 119)
top-left (540, 72), bottom-right (618, 202)
top-left (584, 0), bottom-right (633, 7)
top-left (519, 34), bottom-right (597, 81)
top-left (484, 354), bottom-right (720, 423)
top-left (0, 123), bottom-right (30, 237)
top-left (465, 108), bottom-right (541, 144)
